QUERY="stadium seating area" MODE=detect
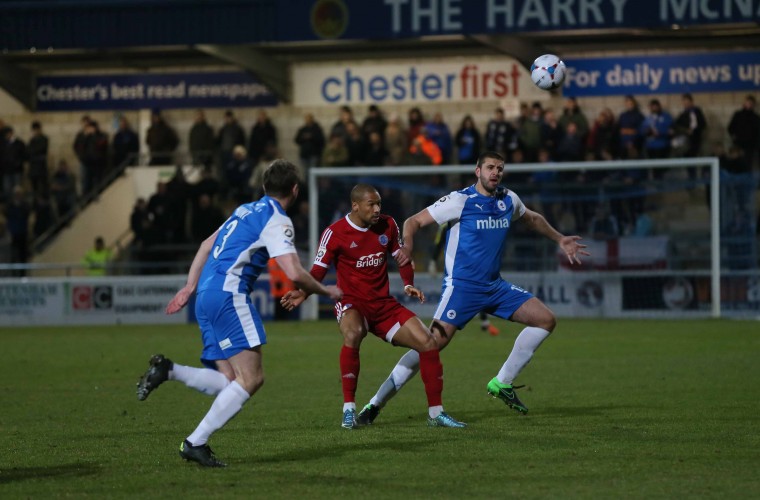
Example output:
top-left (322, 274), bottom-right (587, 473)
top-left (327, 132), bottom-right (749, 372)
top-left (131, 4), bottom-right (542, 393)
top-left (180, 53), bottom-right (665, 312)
top-left (1, 94), bottom-right (758, 274)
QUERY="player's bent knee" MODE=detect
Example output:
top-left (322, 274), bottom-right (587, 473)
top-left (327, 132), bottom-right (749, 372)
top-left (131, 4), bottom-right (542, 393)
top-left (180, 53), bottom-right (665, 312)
top-left (216, 363), bottom-right (236, 381)
top-left (238, 374), bottom-right (264, 395)
top-left (342, 328), bottom-right (366, 347)
top-left (541, 313), bottom-right (557, 332)
top-left (416, 337), bottom-right (438, 352)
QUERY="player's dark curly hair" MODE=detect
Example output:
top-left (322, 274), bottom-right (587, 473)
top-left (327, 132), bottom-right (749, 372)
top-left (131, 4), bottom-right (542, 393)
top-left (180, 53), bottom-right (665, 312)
top-left (476, 151), bottom-right (505, 167)
top-left (262, 159), bottom-right (302, 198)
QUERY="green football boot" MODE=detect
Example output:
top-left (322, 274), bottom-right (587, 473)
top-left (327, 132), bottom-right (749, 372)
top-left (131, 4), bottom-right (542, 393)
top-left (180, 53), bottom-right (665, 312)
top-left (486, 377), bottom-right (528, 414)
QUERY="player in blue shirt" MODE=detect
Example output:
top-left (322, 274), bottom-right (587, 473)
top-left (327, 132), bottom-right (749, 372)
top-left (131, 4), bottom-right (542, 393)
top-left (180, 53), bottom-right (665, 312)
top-left (136, 160), bottom-right (342, 467)
top-left (357, 151), bottom-right (589, 424)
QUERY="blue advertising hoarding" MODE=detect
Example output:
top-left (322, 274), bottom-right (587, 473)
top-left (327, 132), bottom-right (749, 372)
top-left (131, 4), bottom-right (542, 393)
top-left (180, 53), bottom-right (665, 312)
top-left (324, 0), bottom-right (760, 40)
top-left (36, 72), bottom-right (277, 111)
top-left (3, 0), bottom-right (759, 50)
top-left (563, 51), bottom-right (760, 97)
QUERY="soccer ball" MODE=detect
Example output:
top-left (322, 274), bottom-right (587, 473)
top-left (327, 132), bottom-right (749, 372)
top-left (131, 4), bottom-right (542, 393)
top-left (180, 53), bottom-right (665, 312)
top-left (530, 54), bottom-right (566, 90)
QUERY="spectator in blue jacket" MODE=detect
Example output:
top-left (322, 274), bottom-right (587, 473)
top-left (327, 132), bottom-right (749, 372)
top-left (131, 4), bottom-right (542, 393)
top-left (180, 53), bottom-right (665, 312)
top-left (640, 99), bottom-right (673, 160)
top-left (425, 112), bottom-right (453, 164)
top-left (617, 95), bottom-right (645, 159)
top-left (454, 115), bottom-right (481, 165)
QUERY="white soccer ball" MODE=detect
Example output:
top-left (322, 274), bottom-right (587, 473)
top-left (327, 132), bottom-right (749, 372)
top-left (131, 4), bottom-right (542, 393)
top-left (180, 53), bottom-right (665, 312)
top-left (530, 54), bottom-right (566, 91)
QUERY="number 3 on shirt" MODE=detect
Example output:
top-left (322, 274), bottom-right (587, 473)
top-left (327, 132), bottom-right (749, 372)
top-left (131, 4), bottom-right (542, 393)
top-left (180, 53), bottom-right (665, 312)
top-left (213, 219), bottom-right (239, 259)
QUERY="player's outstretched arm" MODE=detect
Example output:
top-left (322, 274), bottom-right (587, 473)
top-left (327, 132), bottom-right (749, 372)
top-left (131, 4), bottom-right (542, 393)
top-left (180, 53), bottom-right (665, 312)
top-left (401, 208), bottom-right (436, 259)
top-left (520, 209), bottom-right (590, 265)
top-left (276, 253), bottom-right (342, 301)
top-left (166, 228), bottom-right (220, 314)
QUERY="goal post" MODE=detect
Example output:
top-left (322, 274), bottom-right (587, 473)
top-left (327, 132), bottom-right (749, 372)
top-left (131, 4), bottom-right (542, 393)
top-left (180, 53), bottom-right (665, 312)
top-left (307, 157), bottom-right (729, 320)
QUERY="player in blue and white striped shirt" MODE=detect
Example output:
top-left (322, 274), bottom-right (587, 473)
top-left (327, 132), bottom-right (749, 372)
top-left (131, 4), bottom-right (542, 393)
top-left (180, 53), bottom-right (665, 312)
top-left (136, 160), bottom-right (342, 467)
top-left (357, 151), bottom-right (589, 425)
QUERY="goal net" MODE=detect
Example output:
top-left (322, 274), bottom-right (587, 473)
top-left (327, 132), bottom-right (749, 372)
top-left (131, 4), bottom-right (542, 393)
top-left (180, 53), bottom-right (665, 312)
top-left (306, 157), bottom-right (759, 320)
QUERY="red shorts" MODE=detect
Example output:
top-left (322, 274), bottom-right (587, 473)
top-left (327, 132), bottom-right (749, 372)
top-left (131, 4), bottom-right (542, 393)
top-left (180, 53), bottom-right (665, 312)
top-left (334, 297), bottom-right (416, 343)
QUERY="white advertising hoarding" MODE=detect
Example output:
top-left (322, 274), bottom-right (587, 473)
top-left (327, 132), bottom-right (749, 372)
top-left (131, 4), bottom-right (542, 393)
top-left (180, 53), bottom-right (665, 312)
top-left (292, 57), bottom-right (548, 107)
top-left (388, 272), bottom-right (622, 319)
top-left (0, 276), bottom-right (187, 326)
top-left (0, 275), bottom-right (292, 327)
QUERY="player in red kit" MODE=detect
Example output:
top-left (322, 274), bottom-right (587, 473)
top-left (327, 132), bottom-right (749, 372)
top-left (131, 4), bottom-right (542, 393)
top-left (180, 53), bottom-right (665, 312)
top-left (282, 184), bottom-right (465, 429)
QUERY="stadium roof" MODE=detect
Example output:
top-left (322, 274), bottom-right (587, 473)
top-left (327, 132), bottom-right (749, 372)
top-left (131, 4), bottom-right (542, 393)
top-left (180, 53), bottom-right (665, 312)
top-left (1, 0), bottom-right (758, 109)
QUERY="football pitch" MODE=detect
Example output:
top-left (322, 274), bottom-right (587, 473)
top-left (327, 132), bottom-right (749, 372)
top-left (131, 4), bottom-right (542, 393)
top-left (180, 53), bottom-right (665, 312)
top-left (0, 318), bottom-right (758, 499)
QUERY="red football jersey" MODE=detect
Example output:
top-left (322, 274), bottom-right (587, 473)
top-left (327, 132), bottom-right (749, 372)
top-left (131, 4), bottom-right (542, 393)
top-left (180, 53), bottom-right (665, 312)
top-left (313, 214), bottom-right (406, 302)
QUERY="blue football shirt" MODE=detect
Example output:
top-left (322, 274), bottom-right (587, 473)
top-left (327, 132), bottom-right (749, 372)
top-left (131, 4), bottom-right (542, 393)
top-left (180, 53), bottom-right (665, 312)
top-left (197, 196), bottom-right (296, 295)
top-left (426, 185), bottom-right (526, 288)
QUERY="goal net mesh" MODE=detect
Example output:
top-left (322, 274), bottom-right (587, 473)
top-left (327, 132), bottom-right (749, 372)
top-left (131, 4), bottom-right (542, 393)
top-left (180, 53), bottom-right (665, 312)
top-left (308, 158), bottom-right (759, 319)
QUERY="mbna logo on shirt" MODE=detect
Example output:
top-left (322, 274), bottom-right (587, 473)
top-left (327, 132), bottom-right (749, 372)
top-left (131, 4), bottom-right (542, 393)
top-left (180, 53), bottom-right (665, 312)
top-left (476, 216), bottom-right (510, 230)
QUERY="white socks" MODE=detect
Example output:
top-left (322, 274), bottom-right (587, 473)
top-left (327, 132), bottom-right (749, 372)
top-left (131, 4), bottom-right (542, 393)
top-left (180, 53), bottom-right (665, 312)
top-left (428, 405), bottom-right (443, 418)
top-left (187, 381), bottom-right (250, 446)
top-left (370, 349), bottom-right (420, 408)
top-left (170, 363), bottom-right (231, 396)
top-left (497, 327), bottom-right (551, 384)
top-left (343, 402), bottom-right (356, 412)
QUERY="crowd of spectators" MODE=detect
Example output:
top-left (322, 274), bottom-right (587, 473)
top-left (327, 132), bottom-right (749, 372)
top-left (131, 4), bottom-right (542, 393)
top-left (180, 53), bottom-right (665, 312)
top-left (1, 93), bottom-right (759, 274)
top-left (292, 95), bottom-right (758, 240)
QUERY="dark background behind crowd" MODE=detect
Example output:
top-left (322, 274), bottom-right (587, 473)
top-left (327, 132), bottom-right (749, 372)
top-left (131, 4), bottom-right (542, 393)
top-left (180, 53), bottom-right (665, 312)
top-left (1, 93), bottom-right (759, 273)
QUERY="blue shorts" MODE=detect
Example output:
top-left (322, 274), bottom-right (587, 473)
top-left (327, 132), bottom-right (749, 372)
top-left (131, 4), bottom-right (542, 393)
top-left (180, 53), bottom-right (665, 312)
top-left (195, 289), bottom-right (267, 368)
top-left (433, 279), bottom-right (533, 329)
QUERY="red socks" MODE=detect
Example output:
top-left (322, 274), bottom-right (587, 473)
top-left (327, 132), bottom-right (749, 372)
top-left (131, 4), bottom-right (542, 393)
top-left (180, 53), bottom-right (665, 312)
top-left (340, 345), bottom-right (360, 403)
top-left (419, 349), bottom-right (443, 407)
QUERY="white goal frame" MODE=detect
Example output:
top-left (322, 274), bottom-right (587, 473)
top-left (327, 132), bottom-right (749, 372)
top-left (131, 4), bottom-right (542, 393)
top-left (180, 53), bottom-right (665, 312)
top-left (307, 157), bottom-right (721, 320)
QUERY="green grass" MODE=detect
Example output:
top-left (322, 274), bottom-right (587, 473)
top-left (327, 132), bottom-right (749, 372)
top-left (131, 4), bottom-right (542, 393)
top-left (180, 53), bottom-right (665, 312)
top-left (1, 319), bottom-right (758, 499)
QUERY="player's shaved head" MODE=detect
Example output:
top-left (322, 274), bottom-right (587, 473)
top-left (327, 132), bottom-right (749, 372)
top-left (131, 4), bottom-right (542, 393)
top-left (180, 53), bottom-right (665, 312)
top-left (350, 183), bottom-right (379, 203)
